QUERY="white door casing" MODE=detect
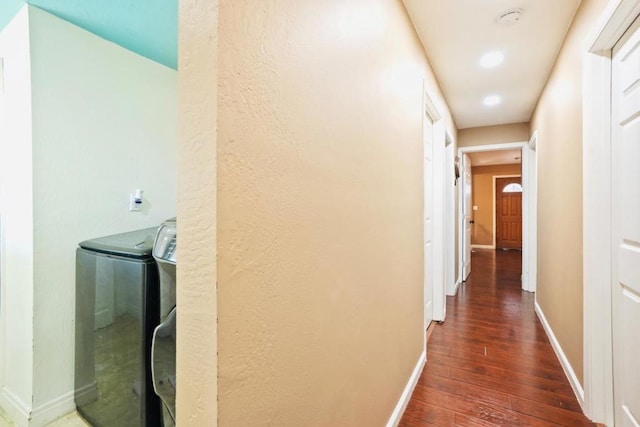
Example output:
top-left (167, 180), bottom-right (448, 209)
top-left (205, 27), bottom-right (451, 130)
top-left (583, 0), bottom-right (640, 423)
top-left (611, 18), bottom-right (640, 427)
top-left (423, 104), bottom-right (434, 330)
top-left (462, 153), bottom-right (472, 281)
top-left (457, 142), bottom-right (534, 292)
top-left (432, 120), bottom-right (446, 323)
top-left (445, 134), bottom-right (457, 297)
top-left (525, 134), bottom-right (537, 294)
top-left (422, 85), bottom-right (446, 328)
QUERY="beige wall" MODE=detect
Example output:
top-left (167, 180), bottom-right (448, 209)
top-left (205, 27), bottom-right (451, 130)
top-left (215, 0), bottom-right (453, 425)
top-left (177, 0), bottom-right (218, 424)
top-left (458, 123), bottom-right (530, 147)
top-left (471, 164), bottom-right (522, 246)
top-left (530, 0), bottom-right (609, 386)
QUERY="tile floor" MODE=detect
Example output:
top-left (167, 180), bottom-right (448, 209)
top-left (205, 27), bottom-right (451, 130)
top-left (76, 314), bottom-right (142, 426)
top-left (0, 410), bottom-right (89, 426)
top-left (0, 312), bottom-right (148, 427)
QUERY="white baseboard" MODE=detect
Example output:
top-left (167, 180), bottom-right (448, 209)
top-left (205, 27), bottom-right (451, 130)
top-left (386, 350), bottom-right (425, 427)
top-left (1, 387), bottom-right (31, 427)
top-left (535, 302), bottom-right (585, 409)
top-left (30, 390), bottom-right (75, 426)
top-left (1, 387), bottom-right (75, 427)
top-left (471, 244), bottom-right (495, 249)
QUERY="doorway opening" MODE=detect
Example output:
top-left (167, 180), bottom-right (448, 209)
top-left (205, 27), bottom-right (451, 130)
top-left (467, 149), bottom-right (522, 250)
top-left (457, 139), bottom-right (536, 293)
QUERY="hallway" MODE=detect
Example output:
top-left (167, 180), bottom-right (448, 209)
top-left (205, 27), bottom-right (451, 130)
top-left (400, 250), bottom-right (595, 426)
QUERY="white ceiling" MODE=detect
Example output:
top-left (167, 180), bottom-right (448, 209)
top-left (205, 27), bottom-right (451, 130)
top-left (403, 0), bottom-right (582, 129)
top-left (468, 149), bottom-right (521, 167)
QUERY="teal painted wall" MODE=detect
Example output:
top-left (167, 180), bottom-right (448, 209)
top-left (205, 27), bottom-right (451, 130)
top-left (0, 0), bottom-right (176, 69)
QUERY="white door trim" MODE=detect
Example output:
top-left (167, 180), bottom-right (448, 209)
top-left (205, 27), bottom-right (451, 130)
top-left (423, 109), bottom-right (434, 332)
top-left (444, 132), bottom-right (457, 298)
top-left (525, 132), bottom-right (537, 294)
top-left (582, 0), bottom-right (640, 424)
top-left (492, 174), bottom-right (522, 250)
top-left (423, 84), bottom-right (446, 326)
top-left (457, 142), bottom-right (535, 293)
top-left (459, 153), bottom-right (473, 282)
top-left (433, 119), bottom-right (446, 323)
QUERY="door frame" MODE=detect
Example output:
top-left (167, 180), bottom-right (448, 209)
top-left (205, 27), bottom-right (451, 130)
top-left (493, 175), bottom-right (522, 249)
top-left (423, 84), bottom-right (447, 328)
top-left (444, 132), bottom-right (457, 298)
top-left (457, 141), bottom-right (536, 293)
top-left (583, 0), bottom-right (640, 423)
top-left (459, 153), bottom-right (473, 280)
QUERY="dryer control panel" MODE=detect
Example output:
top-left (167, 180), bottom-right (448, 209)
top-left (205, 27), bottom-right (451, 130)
top-left (153, 219), bottom-right (176, 264)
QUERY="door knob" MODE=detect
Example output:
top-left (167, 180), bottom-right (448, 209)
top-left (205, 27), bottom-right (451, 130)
top-left (470, 220), bottom-right (475, 224)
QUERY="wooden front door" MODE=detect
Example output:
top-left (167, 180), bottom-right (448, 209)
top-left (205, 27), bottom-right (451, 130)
top-left (496, 177), bottom-right (522, 249)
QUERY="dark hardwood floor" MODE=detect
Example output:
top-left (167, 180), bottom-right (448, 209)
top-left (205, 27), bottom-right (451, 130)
top-left (400, 249), bottom-right (596, 426)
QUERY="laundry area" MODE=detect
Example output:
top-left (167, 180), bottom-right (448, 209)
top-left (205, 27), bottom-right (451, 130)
top-left (75, 221), bottom-right (177, 427)
top-left (0, 4), bottom-right (177, 427)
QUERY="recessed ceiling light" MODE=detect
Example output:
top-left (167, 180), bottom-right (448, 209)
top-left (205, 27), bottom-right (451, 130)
top-left (480, 51), bottom-right (504, 68)
top-left (483, 95), bottom-right (501, 107)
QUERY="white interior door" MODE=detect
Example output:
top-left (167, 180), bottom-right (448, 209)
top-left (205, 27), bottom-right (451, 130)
top-left (612, 18), bottom-right (640, 427)
top-left (462, 153), bottom-right (472, 281)
top-left (424, 113), bottom-right (434, 329)
top-left (445, 139), bottom-right (456, 296)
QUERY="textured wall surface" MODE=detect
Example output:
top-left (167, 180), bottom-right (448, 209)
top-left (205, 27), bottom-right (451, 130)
top-left (530, 0), bottom-right (608, 386)
top-left (216, 0), bottom-right (453, 425)
top-left (471, 164), bottom-right (522, 246)
top-left (458, 123), bottom-right (530, 147)
top-left (177, 0), bottom-right (218, 424)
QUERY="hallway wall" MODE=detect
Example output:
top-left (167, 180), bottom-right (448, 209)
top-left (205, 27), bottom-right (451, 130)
top-left (530, 0), bottom-right (609, 386)
top-left (458, 123), bottom-right (530, 147)
top-left (215, 0), bottom-right (455, 425)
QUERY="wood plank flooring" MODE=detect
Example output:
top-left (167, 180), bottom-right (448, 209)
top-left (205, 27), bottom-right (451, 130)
top-left (400, 249), bottom-right (596, 426)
